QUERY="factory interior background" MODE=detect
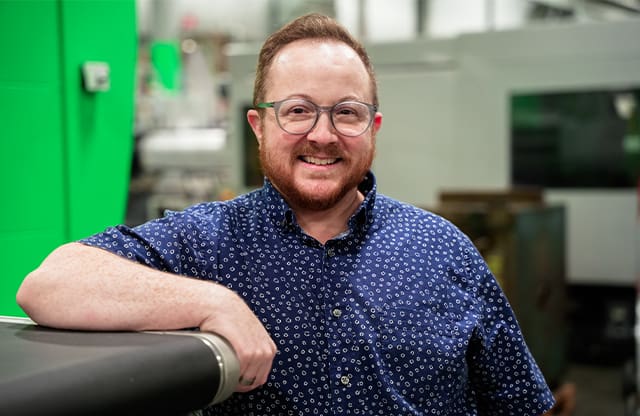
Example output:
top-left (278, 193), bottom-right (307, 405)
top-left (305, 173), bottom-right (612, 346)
top-left (1, 0), bottom-right (640, 414)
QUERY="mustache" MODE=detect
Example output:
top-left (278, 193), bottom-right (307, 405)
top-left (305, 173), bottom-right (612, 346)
top-left (296, 142), bottom-right (343, 158)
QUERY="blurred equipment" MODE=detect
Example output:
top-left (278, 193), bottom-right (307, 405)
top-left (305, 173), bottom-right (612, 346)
top-left (132, 127), bottom-right (233, 222)
top-left (138, 128), bottom-right (227, 171)
top-left (0, 316), bottom-right (239, 415)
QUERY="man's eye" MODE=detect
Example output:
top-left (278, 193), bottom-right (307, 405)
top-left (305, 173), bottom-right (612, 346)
top-left (284, 104), bottom-right (314, 116)
top-left (336, 108), bottom-right (356, 116)
top-left (335, 104), bottom-right (365, 118)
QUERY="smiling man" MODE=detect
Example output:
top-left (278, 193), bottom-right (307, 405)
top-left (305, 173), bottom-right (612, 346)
top-left (249, 36), bottom-right (379, 242)
top-left (17, 13), bottom-right (555, 415)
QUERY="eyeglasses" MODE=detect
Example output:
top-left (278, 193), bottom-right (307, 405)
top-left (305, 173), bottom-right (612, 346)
top-left (256, 99), bottom-right (377, 137)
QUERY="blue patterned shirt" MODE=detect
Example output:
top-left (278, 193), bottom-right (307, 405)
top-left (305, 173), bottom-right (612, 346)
top-left (82, 172), bottom-right (554, 415)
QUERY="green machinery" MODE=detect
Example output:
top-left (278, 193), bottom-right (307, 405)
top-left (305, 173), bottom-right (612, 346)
top-left (0, 0), bottom-right (137, 316)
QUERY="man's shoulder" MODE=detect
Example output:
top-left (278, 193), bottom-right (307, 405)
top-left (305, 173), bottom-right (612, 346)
top-left (375, 194), bottom-right (452, 226)
top-left (186, 189), bottom-right (262, 213)
top-left (373, 194), bottom-right (470, 242)
top-left (165, 189), bottom-right (264, 227)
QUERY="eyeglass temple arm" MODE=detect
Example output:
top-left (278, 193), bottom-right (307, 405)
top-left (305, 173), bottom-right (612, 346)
top-left (255, 102), bottom-right (275, 109)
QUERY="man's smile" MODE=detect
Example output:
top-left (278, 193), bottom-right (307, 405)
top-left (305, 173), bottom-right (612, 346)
top-left (299, 156), bottom-right (342, 166)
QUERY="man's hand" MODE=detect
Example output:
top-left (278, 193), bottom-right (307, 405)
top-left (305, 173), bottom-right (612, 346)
top-left (199, 286), bottom-right (277, 393)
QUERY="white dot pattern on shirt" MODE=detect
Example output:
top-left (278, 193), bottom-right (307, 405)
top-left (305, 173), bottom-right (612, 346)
top-left (82, 173), bottom-right (554, 415)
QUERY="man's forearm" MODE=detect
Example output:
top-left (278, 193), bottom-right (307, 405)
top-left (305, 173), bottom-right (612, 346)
top-left (16, 241), bottom-right (278, 392)
top-left (16, 242), bottom-right (216, 331)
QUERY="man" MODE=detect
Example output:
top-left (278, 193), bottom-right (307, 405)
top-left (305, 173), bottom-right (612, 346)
top-left (17, 13), bottom-right (555, 415)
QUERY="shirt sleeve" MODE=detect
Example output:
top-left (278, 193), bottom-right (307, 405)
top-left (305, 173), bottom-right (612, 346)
top-left (79, 205), bottom-right (221, 278)
top-left (460, 236), bottom-right (556, 415)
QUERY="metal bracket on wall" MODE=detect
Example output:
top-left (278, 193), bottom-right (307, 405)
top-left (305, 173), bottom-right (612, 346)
top-left (82, 61), bottom-right (111, 92)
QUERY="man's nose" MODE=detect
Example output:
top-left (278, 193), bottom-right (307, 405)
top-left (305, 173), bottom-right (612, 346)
top-left (306, 111), bottom-right (338, 142)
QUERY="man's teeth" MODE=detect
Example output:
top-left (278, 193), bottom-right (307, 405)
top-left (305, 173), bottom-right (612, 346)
top-left (301, 156), bottom-right (338, 165)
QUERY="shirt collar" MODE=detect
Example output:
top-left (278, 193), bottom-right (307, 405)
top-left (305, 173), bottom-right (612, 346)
top-left (352, 171), bottom-right (376, 231)
top-left (260, 171), bottom-right (377, 234)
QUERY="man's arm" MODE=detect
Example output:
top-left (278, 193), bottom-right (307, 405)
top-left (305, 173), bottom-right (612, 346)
top-left (16, 242), bottom-right (276, 392)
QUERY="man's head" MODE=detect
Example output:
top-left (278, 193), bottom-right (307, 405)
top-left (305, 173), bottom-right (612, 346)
top-left (247, 13), bottom-right (382, 212)
top-left (252, 13), bottom-right (378, 108)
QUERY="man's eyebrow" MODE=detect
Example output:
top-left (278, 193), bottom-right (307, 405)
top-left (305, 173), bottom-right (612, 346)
top-left (284, 94), bottom-right (365, 104)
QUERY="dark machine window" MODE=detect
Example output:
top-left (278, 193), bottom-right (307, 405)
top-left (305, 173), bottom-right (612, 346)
top-left (510, 88), bottom-right (640, 188)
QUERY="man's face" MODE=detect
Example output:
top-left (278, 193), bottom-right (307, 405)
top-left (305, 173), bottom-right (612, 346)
top-left (247, 39), bottom-right (382, 211)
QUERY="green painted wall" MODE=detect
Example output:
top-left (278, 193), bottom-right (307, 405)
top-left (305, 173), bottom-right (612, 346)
top-left (0, 0), bottom-right (137, 316)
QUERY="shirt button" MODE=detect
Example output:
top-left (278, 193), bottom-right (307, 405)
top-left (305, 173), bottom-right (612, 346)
top-left (340, 375), bottom-right (350, 385)
top-left (326, 248), bottom-right (335, 257)
top-left (331, 308), bottom-right (342, 318)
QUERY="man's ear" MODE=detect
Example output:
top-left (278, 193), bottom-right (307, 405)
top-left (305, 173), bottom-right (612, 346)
top-left (247, 109), bottom-right (263, 146)
top-left (372, 112), bottom-right (382, 134)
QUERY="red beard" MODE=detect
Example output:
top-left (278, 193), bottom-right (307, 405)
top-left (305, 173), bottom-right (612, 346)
top-left (259, 141), bottom-right (374, 211)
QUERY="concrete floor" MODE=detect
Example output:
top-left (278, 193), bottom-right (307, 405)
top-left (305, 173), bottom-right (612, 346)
top-left (565, 363), bottom-right (627, 416)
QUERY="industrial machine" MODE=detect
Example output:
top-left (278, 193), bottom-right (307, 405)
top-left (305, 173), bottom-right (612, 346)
top-left (0, 316), bottom-right (239, 415)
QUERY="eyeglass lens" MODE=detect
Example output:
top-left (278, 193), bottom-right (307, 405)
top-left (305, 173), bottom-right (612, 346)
top-left (276, 99), bottom-right (372, 136)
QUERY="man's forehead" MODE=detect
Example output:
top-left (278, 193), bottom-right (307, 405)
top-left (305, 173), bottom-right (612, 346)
top-left (262, 38), bottom-right (372, 103)
top-left (273, 39), bottom-right (361, 66)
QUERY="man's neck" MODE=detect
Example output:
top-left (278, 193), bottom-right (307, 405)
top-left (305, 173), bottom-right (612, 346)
top-left (293, 190), bottom-right (365, 245)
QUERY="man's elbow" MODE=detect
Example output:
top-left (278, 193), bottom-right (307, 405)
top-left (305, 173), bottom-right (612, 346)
top-left (16, 242), bottom-right (85, 324)
top-left (16, 268), bottom-right (50, 323)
